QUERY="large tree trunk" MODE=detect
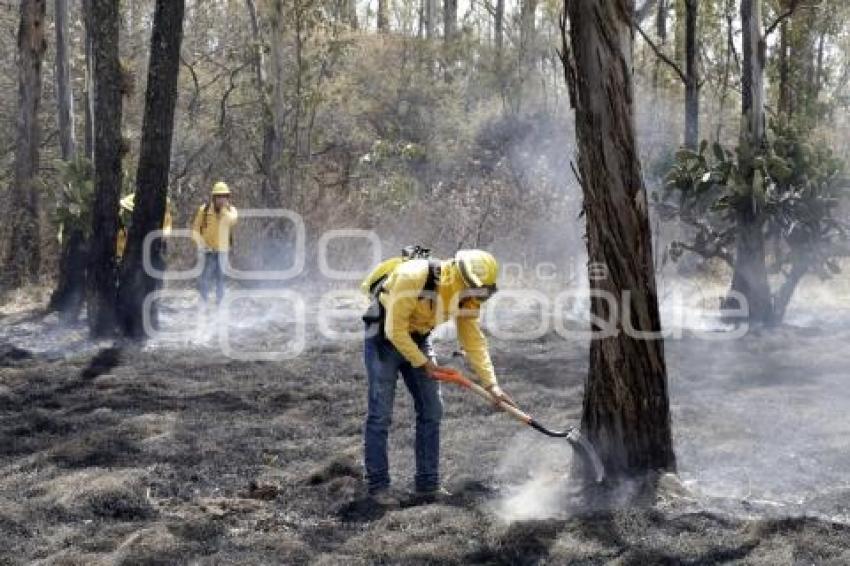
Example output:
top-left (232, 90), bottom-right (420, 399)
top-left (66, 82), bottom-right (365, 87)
top-left (740, 0), bottom-right (765, 144)
top-left (425, 0), bottom-right (437, 39)
top-left (715, 0), bottom-right (735, 142)
top-left (495, 0), bottom-right (504, 53)
top-left (650, 0), bottom-right (667, 108)
top-left (246, 0), bottom-right (286, 207)
top-left (731, 0), bottom-right (772, 325)
top-left (54, 0), bottom-right (75, 161)
top-left (245, 0), bottom-right (266, 89)
top-left (348, 0), bottom-right (358, 29)
top-left (520, 0), bottom-right (538, 70)
top-left (118, 0), bottom-right (185, 338)
top-left (674, 0), bottom-right (685, 66)
top-left (778, 19), bottom-right (789, 115)
top-left (444, 0), bottom-right (457, 42)
top-left (562, 0), bottom-right (676, 482)
top-left (83, 0), bottom-right (95, 160)
top-left (729, 214), bottom-right (772, 323)
top-left (49, 0), bottom-right (86, 319)
top-left (655, 0), bottom-right (667, 42)
top-left (683, 0), bottom-right (699, 149)
top-left (86, 0), bottom-right (123, 337)
top-left (263, 0), bottom-right (287, 207)
top-left (5, 0), bottom-right (47, 289)
top-left (814, 30), bottom-right (825, 101)
top-left (49, 227), bottom-right (87, 321)
top-left (377, 0), bottom-right (389, 32)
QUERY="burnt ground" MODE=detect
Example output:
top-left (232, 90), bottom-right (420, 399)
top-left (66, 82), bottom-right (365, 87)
top-left (2, 297), bottom-right (850, 565)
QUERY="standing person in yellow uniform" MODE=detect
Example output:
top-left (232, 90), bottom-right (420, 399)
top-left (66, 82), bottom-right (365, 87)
top-left (360, 249), bottom-right (515, 505)
top-left (115, 193), bottom-right (173, 262)
top-left (191, 182), bottom-right (238, 305)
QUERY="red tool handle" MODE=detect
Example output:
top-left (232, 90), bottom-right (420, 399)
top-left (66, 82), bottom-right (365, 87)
top-left (432, 368), bottom-right (533, 425)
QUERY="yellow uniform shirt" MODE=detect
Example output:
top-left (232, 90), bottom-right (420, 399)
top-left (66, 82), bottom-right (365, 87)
top-left (116, 206), bottom-right (173, 259)
top-left (380, 259), bottom-right (498, 387)
top-left (192, 204), bottom-right (238, 252)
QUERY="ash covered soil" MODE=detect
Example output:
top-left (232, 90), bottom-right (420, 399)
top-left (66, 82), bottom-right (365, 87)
top-left (2, 296), bottom-right (850, 565)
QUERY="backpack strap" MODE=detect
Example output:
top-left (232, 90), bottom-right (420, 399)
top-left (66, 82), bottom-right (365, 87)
top-left (368, 274), bottom-right (389, 296)
top-left (199, 203), bottom-right (210, 233)
top-left (363, 259), bottom-right (441, 327)
top-left (421, 259), bottom-right (441, 298)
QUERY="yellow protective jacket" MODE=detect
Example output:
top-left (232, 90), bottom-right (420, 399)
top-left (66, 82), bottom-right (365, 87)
top-left (116, 205), bottom-right (173, 259)
top-left (380, 259), bottom-right (498, 388)
top-left (191, 203), bottom-right (238, 252)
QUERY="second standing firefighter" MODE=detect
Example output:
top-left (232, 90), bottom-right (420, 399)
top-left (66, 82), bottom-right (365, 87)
top-left (192, 182), bottom-right (238, 305)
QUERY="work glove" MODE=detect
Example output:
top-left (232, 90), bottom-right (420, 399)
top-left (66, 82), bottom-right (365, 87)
top-left (485, 384), bottom-right (518, 409)
top-left (423, 360), bottom-right (456, 381)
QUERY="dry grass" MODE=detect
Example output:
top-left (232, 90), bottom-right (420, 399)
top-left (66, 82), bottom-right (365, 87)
top-left (3, 301), bottom-right (850, 564)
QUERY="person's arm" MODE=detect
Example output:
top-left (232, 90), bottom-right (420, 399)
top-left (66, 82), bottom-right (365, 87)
top-left (224, 204), bottom-right (238, 225)
top-left (383, 271), bottom-right (429, 368)
top-left (457, 313), bottom-right (517, 406)
top-left (456, 314), bottom-right (497, 388)
top-left (162, 206), bottom-right (173, 236)
top-left (191, 206), bottom-right (204, 246)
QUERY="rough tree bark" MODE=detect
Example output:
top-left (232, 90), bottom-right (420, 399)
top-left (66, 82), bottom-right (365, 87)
top-left (814, 30), bottom-right (825, 101)
top-left (267, 0), bottom-right (287, 207)
top-left (741, 0), bottom-right (765, 144)
top-left (683, 0), bottom-right (699, 148)
top-left (520, 0), bottom-right (538, 70)
top-left (245, 0), bottom-right (265, 87)
top-left (118, 0), bottom-right (185, 338)
top-left (336, 0), bottom-right (357, 29)
top-left (348, 0), bottom-right (359, 29)
top-left (730, 0), bottom-right (773, 325)
top-left (246, 0), bottom-right (287, 207)
top-left (54, 0), bottom-right (75, 161)
top-left (425, 0), bottom-right (437, 39)
top-left (49, 0), bottom-right (88, 320)
top-left (5, 0), bottom-right (47, 289)
top-left (86, 0), bottom-right (123, 337)
top-left (83, 0), bottom-right (94, 160)
top-left (674, 0), bottom-right (685, 65)
top-left (715, 0), bottom-right (737, 142)
top-left (561, 0), bottom-right (676, 481)
top-left (377, 0), bottom-right (389, 32)
top-left (778, 19), bottom-right (789, 114)
top-left (495, 0), bottom-right (504, 53)
top-left (444, 0), bottom-right (457, 42)
top-left (655, 0), bottom-right (667, 41)
top-left (650, 0), bottom-right (667, 110)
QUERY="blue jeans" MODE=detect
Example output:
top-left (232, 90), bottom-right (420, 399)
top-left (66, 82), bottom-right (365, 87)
top-left (198, 252), bottom-right (226, 304)
top-left (364, 330), bottom-right (442, 493)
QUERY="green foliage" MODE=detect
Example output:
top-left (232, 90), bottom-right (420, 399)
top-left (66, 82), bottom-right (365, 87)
top-left (762, 120), bottom-right (848, 277)
top-left (50, 158), bottom-right (138, 243)
top-left (51, 157), bottom-right (94, 241)
top-left (658, 119), bottom-right (849, 280)
top-left (359, 139), bottom-right (427, 166)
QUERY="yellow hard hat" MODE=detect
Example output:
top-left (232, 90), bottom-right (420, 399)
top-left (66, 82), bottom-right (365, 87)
top-left (119, 193), bottom-right (135, 212)
top-left (212, 181), bottom-right (231, 196)
top-left (455, 249), bottom-right (499, 288)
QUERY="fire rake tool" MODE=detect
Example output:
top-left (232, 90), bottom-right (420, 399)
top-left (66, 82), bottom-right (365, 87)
top-left (432, 368), bottom-right (605, 483)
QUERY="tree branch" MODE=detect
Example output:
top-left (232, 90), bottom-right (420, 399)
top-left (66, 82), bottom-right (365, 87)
top-left (635, 0), bottom-right (658, 23)
top-left (764, 0), bottom-right (820, 37)
top-left (678, 241), bottom-right (735, 267)
top-left (634, 22), bottom-right (687, 83)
